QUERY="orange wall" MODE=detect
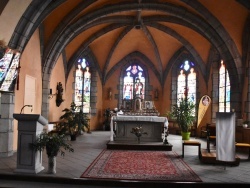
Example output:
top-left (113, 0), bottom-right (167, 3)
top-left (49, 59), bottom-right (104, 130)
top-left (93, 74), bottom-right (103, 130)
top-left (49, 54), bottom-right (67, 122)
top-left (13, 29), bottom-right (43, 150)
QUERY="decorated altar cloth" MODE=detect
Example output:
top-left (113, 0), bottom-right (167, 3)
top-left (110, 115), bottom-right (168, 141)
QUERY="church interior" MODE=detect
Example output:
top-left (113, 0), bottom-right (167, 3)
top-left (1, 0), bottom-right (250, 187)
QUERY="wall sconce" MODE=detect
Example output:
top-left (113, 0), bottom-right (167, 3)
top-left (108, 88), bottom-right (112, 100)
top-left (154, 89), bottom-right (159, 100)
top-left (48, 88), bottom-right (56, 99)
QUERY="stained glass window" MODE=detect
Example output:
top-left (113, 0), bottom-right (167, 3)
top-left (123, 64), bottom-right (145, 100)
top-left (177, 60), bottom-right (196, 105)
top-left (219, 60), bottom-right (230, 112)
top-left (74, 58), bottom-right (91, 113)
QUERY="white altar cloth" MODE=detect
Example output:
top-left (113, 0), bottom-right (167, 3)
top-left (110, 115), bottom-right (168, 141)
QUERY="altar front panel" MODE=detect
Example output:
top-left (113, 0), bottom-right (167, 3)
top-left (114, 121), bottom-right (163, 142)
top-left (111, 116), bottom-right (168, 142)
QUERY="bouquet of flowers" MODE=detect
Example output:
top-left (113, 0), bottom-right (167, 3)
top-left (131, 126), bottom-right (147, 143)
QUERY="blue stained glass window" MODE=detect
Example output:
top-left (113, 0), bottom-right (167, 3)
top-left (177, 60), bottom-right (196, 113)
top-left (123, 64), bottom-right (145, 100)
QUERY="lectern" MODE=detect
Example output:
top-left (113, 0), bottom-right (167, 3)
top-left (13, 114), bottom-right (48, 174)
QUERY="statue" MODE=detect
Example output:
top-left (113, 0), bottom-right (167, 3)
top-left (133, 95), bottom-right (142, 112)
top-left (56, 82), bottom-right (64, 107)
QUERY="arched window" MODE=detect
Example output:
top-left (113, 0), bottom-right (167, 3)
top-left (177, 60), bottom-right (196, 104)
top-left (74, 58), bottom-right (91, 113)
top-left (219, 60), bottom-right (230, 112)
top-left (123, 64), bottom-right (145, 100)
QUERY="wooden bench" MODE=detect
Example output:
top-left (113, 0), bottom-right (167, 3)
top-left (182, 140), bottom-right (201, 159)
top-left (235, 143), bottom-right (250, 159)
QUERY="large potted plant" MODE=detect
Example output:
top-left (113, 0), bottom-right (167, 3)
top-left (171, 97), bottom-right (196, 140)
top-left (32, 132), bottom-right (74, 174)
top-left (57, 102), bottom-right (89, 140)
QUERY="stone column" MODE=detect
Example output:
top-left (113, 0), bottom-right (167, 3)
top-left (0, 92), bottom-right (14, 157)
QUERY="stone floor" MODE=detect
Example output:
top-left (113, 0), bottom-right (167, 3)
top-left (0, 131), bottom-right (250, 187)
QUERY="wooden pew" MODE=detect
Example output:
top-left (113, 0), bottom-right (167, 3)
top-left (235, 143), bottom-right (250, 159)
top-left (206, 123), bottom-right (216, 153)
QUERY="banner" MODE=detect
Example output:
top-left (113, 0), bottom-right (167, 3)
top-left (197, 95), bottom-right (211, 128)
top-left (216, 112), bottom-right (235, 162)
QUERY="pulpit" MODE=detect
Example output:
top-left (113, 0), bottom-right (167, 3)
top-left (13, 114), bottom-right (48, 174)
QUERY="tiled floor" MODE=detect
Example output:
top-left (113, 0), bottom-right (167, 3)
top-left (0, 131), bottom-right (250, 187)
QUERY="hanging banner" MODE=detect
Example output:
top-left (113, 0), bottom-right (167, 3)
top-left (197, 95), bottom-right (211, 128)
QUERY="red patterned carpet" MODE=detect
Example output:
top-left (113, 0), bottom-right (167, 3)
top-left (80, 150), bottom-right (202, 182)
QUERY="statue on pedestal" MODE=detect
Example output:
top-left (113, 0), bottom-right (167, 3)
top-left (134, 95), bottom-right (142, 112)
top-left (133, 78), bottom-right (143, 112)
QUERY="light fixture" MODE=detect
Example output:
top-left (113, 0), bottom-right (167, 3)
top-left (108, 88), bottom-right (112, 100)
top-left (20, 105), bottom-right (33, 114)
top-left (48, 88), bottom-right (56, 99)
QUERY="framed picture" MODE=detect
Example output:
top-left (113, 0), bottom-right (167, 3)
top-left (143, 101), bottom-right (153, 109)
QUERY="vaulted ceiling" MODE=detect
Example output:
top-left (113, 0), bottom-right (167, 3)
top-left (8, 0), bottom-right (250, 87)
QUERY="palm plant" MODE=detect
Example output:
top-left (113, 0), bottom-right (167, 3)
top-left (57, 102), bottom-right (89, 139)
top-left (171, 97), bottom-right (196, 133)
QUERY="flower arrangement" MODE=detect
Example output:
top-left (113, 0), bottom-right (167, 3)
top-left (131, 126), bottom-right (147, 143)
top-left (243, 120), bottom-right (249, 125)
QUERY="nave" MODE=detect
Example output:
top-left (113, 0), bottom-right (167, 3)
top-left (0, 131), bottom-right (250, 187)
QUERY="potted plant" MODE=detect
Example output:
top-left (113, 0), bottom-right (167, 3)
top-left (32, 132), bottom-right (74, 174)
top-left (243, 120), bottom-right (249, 128)
top-left (170, 97), bottom-right (196, 140)
top-left (57, 102), bottom-right (89, 140)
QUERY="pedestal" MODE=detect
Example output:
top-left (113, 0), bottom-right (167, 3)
top-left (13, 114), bottom-right (48, 174)
top-left (0, 93), bottom-right (14, 157)
top-left (48, 156), bottom-right (56, 174)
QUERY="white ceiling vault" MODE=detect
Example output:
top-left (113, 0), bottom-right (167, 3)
top-left (7, 0), bottom-right (250, 88)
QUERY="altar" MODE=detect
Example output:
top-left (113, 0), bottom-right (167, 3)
top-left (110, 115), bottom-right (168, 143)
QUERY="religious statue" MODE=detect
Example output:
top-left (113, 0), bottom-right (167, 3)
top-left (56, 82), bottom-right (64, 107)
top-left (133, 94), bottom-right (142, 112)
top-left (134, 78), bottom-right (143, 98)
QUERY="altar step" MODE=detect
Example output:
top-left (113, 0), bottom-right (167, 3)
top-left (200, 149), bottom-right (240, 166)
top-left (106, 141), bottom-right (173, 151)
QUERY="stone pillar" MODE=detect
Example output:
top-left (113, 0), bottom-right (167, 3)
top-left (245, 58), bottom-right (250, 120)
top-left (0, 92), bottom-right (14, 157)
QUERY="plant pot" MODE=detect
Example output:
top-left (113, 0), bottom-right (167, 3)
top-left (181, 131), bottom-right (191, 140)
top-left (243, 124), bottom-right (248, 128)
top-left (70, 134), bottom-right (77, 141)
top-left (48, 156), bottom-right (56, 174)
top-left (46, 145), bottom-right (59, 157)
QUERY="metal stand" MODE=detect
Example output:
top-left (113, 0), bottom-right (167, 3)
top-left (163, 125), bottom-right (169, 145)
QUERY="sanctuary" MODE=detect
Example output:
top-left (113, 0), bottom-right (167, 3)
top-left (109, 96), bottom-right (169, 145)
